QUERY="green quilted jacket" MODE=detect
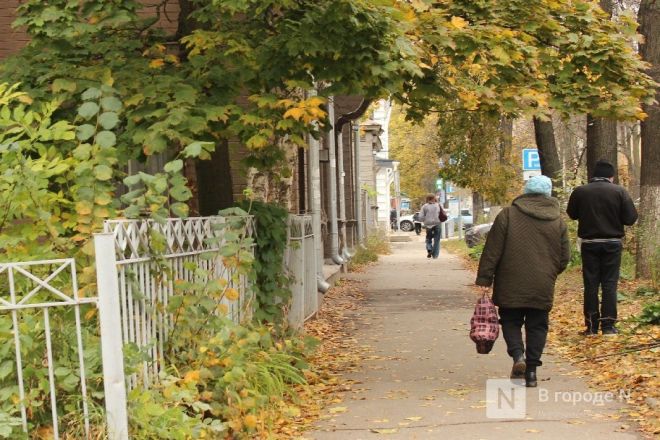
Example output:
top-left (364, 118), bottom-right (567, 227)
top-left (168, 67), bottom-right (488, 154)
top-left (475, 194), bottom-right (570, 311)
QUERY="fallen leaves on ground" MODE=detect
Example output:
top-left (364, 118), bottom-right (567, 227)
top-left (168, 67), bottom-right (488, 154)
top-left (272, 279), bottom-right (369, 437)
top-left (548, 270), bottom-right (660, 438)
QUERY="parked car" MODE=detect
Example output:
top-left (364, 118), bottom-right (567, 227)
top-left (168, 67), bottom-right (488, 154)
top-left (465, 222), bottom-right (493, 248)
top-left (454, 209), bottom-right (473, 229)
top-left (399, 212), bottom-right (422, 233)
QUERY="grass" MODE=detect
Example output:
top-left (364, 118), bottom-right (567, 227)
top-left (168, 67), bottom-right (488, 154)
top-left (348, 233), bottom-right (391, 271)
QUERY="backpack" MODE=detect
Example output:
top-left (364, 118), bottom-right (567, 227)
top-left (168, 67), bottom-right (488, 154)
top-left (469, 293), bottom-right (499, 354)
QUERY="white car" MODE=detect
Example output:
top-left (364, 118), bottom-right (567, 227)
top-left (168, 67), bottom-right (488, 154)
top-left (398, 212), bottom-right (422, 232)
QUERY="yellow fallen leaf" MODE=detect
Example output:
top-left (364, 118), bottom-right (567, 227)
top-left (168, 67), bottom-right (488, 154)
top-left (329, 406), bottom-right (347, 414)
top-left (371, 428), bottom-right (398, 434)
top-left (405, 416), bottom-right (423, 421)
top-left (450, 16), bottom-right (468, 29)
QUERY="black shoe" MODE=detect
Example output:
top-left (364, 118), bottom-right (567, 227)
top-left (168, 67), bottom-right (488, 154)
top-left (525, 370), bottom-right (537, 388)
top-left (602, 327), bottom-right (619, 337)
top-left (427, 251), bottom-right (432, 258)
top-left (510, 356), bottom-right (526, 379)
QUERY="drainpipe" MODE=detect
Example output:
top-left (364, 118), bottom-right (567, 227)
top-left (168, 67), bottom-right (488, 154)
top-left (336, 131), bottom-right (352, 260)
top-left (336, 99), bottom-right (371, 255)
top-left (327, 97), bottom-right (345, 265)
top-left (353, 123), bottom-right (365, 246)
top-left (307, 88), bottom-right (330, 293)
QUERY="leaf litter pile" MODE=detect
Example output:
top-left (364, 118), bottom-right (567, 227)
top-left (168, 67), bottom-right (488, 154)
top-left (548, 270), bottom-right (659, 437)
top-left (272, 279), bottom-right (368, 438)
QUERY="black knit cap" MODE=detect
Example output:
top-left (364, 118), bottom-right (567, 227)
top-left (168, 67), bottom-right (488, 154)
top-left (593, 160), bottom-right (615, 178)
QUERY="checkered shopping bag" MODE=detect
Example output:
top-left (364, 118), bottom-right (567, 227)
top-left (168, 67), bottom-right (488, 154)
top-left (469, 293), bottom-right (499, 354)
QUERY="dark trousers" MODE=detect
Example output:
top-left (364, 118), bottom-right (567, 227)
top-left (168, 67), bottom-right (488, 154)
top-left (581, 241), bottom-right (622, 331)
top-left (425, 225), bottom-right (441, 258)
top-left (498, 308), bottom-right (549, 367)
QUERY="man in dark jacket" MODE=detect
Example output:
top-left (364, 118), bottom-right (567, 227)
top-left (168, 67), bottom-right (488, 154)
top-left (567, 159), bottom-right (638, 336)
top-left (476, 175), bottom-right (570, 387)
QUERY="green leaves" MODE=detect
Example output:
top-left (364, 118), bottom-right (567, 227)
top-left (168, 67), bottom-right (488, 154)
top-left (81, 87), bottom-right (102, 101)
top-left (78, 102), bottom-right (100, 120)
top-left (183, 141), bottom-right (214, 159)
top-left (76, 124), bottom-right (96, 141)
top-left (100, 96), bottom-right (122, 112)
top-left (96, 130), bottom-right (116, 148)
top-left (52, 78), bottom-right (77, 93)
top-left (98, 112), bottom-right (119, 130)
top-left (93, 165), bottom-right (113, 181)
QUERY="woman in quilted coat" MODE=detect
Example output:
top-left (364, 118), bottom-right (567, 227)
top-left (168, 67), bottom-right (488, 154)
top-left (475, 175), bottom-right (570, 387)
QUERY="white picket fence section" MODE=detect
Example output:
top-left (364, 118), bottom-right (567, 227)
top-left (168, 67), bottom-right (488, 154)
top-left (0, 259), bottom-right (96, 439)
top-left (1, 214), bottom-right (323, 439)
top-left (285, 215), bottom-right (318, 328)
top-left (100, 216), bottom-right (254, 390)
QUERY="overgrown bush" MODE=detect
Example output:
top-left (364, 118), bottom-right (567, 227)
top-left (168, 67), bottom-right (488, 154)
top-left (238, 201), bottom-right (292, 323)
top-left (348, 233), bottom-right (391, 269)
top-left (637, 301), bottom-right (660, 326)
top-left (468, 243), bottom-right (484, 261)
top-left (127, 320), bottom-right (315, 439)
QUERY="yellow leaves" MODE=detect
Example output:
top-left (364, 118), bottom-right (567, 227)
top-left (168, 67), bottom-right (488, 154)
top-left (149, 59), bottom-right (165, 69)
top-left (75, 201), bottom-right (93, 216)
top-left (217, 303), bottom-right (229, 315)
top-left (246, 134), bottom-right (269, 149)
top-left (84, 308), bottom-right (97, 320)
top-left (244, 414), bottom-right (258, 429)
top-left (183, 370), bottom-right (200, 384)
top-left (328, 406), bottom-right (347, 414)
top-left (225, 288), bottom-right (240, 301)
top-left (282, 96), bottom-right (327, 124)
top-left (491, 46), bottom-right (511, 63)
top-left (458, 90), bottom-right (480, 110)
top-left (450, 16), bottom-right (469, 29)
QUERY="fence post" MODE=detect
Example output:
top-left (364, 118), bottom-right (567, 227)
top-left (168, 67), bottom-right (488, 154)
top-left (94, 233), bottom-right (129, 440)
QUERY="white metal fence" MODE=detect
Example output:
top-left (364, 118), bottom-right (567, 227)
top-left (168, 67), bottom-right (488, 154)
top-left (285, 215), bottom-right (318, 328)
top-left (1, 213), bottom-right (319, 439)
top-left (100, 216), bottom-right (254, 390)
top-left (0, 259), bottom-right (96, 439)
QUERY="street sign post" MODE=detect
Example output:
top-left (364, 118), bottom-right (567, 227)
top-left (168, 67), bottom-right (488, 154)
top-left (522, 149), bottom-right (541, 171)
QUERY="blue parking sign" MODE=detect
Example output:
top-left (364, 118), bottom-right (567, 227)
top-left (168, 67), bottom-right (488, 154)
top-left (522, 149), bottom-right (541, 171)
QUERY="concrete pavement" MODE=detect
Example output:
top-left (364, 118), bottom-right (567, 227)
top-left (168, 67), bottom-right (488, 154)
top-left (307, 238), bottom-right (638, 439)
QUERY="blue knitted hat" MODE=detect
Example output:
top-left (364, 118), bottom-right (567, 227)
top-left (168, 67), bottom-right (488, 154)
top-left (524, 175), bottom-right (552, 197)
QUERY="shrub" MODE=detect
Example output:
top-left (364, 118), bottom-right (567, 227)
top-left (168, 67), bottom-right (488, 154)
top-left (468, 243), bottom-right (484, 261)
top-left (637, 302), bottom-right (660, 326)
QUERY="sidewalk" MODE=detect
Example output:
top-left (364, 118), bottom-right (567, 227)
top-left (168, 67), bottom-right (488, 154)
top-left (307, 239), bottom-right (639, 439)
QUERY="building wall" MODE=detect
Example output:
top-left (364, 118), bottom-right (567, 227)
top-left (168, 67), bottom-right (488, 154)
top-left (376, 167), bottom-right (392, 229)
top-left (0, 1), bottom-right (180, 60)
top-left (0, 1), bottom-right (29, 60)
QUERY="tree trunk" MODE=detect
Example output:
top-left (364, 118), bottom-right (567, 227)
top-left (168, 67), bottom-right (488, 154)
top-left (472, 191), bottom-right (485, 225)
top-left (586, 116), bottom-right (618, 181)
top-left (533, 117), bottom-right (562, 183)
top-left (631, 122), bottom-right (642, 200)
top-left (586, 0), bottom-right (619, 182)
top-left (499, 116), bottom-right (513, 162)
top-left (636, 0), bottom-right (660, 280)
top-left (177, 0), bottom-right (198, 39)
